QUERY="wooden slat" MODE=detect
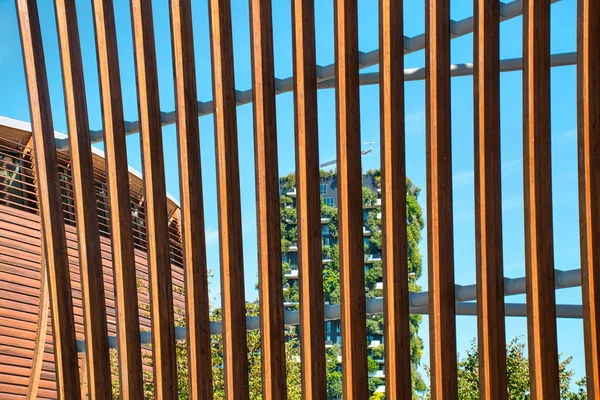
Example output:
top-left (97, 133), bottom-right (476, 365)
top-left (523, 1), bottom-right (560, 398)
top-left (291, 0), bottom-right (327, 397)
top-left (90, 0), bottom-right (145, 397)
top-left (379, 0), bottom-right (411, 398)
top-left (14, 0), bottom-right (82, 398)
top-left (248, 0), bottom-right (287, 397)
top-left (207, 0), bottom-right (250, 398)
top-left (52, 0), bottom-right (112, 396)
top-left (26, 243), bottom-right (48, 399)
top-left (129, 0), bottom-right (178, 397)
top-left (474, 0), bottom-right (508, 398)
top-left (169, 0), bottom-right (214, 398)
top-left (425, 0), bottom-right (458, 398)
top-left (333, 0), bottom-right (368, 398)
top-left (578, 0), bottom-right (600, 398)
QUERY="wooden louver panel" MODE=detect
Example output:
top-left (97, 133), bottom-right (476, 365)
top-left (291, 0), bottom-right (327, 397)
top-left (474, 0), bottom-right (508, 399)
top-left (523, 0), bottom-right (560, 398)
top-left (53, 0), bottom-right (113, 397)
top-left (333, 0), bottom-right (369, 398)
top-left (130, 0), bottom-right (178, 397)
top-left (379, 0), bottom-right (412, 398)
top-left (90, 0), bottom-right (145, 397)
top-left (578, 0), bottom-right (600, 398)
top-left (248, 0), bottom-right (288, 397)
top-left (169, 0), bottom-right (214, 399)
top-left (425, 0), bottom-right (458, 398)
top-left (208, 0), bottom-right (250, 398)
top-left (15, 0), bottom-right (82, 398)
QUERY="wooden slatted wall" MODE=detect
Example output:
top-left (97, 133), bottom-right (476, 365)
top-left (11, 0), bottom-right (600, 399)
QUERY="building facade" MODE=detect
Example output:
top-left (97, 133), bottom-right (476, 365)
top-left (279, 171), bottom-right (388, 395)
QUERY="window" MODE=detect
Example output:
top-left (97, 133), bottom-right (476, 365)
top-left (320, 183), bottom-right (327, 195)
top-left (324, 197), bottom-right (335, 207)
top-left (321, 225), bottom-right (330, 235)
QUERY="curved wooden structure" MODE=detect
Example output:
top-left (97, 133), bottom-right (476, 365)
top-left (0, 117), bottom-right (186, 399)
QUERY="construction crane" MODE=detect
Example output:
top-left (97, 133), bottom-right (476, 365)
top-left (319, 142), bottom-right (376, 168)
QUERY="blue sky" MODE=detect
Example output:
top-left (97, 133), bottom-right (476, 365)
top-left (0, 0), bottom-right (584, 388)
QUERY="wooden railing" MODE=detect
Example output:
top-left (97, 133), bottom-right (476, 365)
top-left (13, 0), bottom-right (600, 399)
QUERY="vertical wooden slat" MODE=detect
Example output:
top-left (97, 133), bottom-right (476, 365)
top-left (129, 0), bottom-right (178, 397)
top-left (91, 0), bottom-right (144, 397)
top-left (169, 0), bottom-right (214, 398)
top-left (425, 0), bottom-right (458, 398)
top-left (523, 0), bottom-right (560, 398)
top-left (15, 0), bottom-right (82, 397)
top-left (208, 0), bottom-right (250, 398)
top-left (379, 0), bottom-right (412, 398)
top-left (290, 0), bottom-right (327, 397)
top-left (578, 0), bottom-right (600, 397)
top-left (52, 1), bottom-right (112, 397)
top-left (333, 0), bottom-right (368, 398)
top-left (474, 0), bottom-right (508, 398)
top-left (248, 0), bottom-right (287, 397)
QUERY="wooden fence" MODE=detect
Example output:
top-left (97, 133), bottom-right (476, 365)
top-left (13, 0), bottom-right (600, 398)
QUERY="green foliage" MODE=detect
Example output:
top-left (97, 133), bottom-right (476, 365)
top-left (449, 337), bottom-right (588, 400)
top-left (370, 392), bottom-right (385, 400)
top-left (362, 186), bottom-right (378, 207)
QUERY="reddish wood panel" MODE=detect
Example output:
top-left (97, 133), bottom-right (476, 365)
top-left (425, 0), bottom-right (458, 398)
top-left (291, 0), bottom-right (327, 397)
top-left (207, 0), bottom-right (250, 398)
top-left (169, 0), bottom-right (214, 398)
top-left (379, 0), bottom-right (412, 398)
top-left (578, 0), bottom-right (600, 398)
top-left (249, 0), bottom-right (287, 397)
top-left (14, 0), bottom-right (81, 397)
top-left (90, 0), bottom-right (145, 396)
top-left (474, 0), bottom-right (508, 398)
top-left (523, 0), bottom-right (560, 398)
top-left (333, 0), bottom-right (369, 398)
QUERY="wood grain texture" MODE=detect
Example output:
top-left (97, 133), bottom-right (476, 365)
top-left (333, 0), bottom-right (368, 398)
top-left (27, 243), bottom-right (49, 400)
top-left (290, 0), bottom-right (327, 397)
top-left (523, 0), bottom-right (560, 398)
top-left (248, 0), bottom-right (287, 397)
top-left (91, 0), bottom-right (144, 396)
top-left (169, 0), bottom-right (214, 398)
top-left (15, 0), bottom-right (82, 397)
top-left (425, 0), bottom-right (458, 398)
top-left (53, 1), bottom-right (112, 396)
top-left (474, 0), bottom-right (508, 398)
top-left (208, 0), bottom-right (250, 397)
top-left (379, 0), bottom-right (411, 398)
top-left (578, 0), bottom-right (600, 398)
top-left (129, 0), bottom-right (178, 397)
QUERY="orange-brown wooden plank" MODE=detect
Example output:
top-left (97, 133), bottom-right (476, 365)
top-left (578, 0), bottom-right (600, 398)
top-left (523, 0), bottom-right (560, 398)
top-left (333, 0), bottom-right (368, 398)
top-left (248, 0), bottom-right (287, 397)
top-left (207, 0), bottom-right (250, 397)
top-left (91, 0), bottom-right (144, 396)
top-left (169, 0), bottom-right (214, 398)
top-left (379, 0), bottom-right (411, 398)
top-left (474, 0), bottom-right (508, 398)
top-left (52, 0), bottom-right (112, 396)
top-left (129, 0), bottom-right (178, 397)
top-left (14, 0), bottom-right (81, 397)
top-left (425, 0), bottom-right (458, 398)
top-left (290, 0), bottom-right (326, 397)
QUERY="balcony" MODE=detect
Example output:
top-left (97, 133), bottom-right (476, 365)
top-left (288, 242), bottom-right (298, 252)
top-left (284, 269), bottom-right (299, 279)
top-left (286, 187), bottom-right (297, 198)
